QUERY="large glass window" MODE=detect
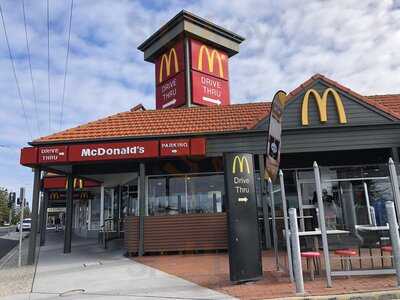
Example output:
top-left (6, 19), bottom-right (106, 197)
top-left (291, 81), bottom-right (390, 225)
top-left (147, 173), bottom-right (225, 216)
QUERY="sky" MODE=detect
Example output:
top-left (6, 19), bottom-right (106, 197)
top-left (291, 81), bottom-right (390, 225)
top-left (0, 0), bottom-right (399, 203)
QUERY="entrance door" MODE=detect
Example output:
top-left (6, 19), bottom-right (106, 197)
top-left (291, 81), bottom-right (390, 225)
top-left (296, 170), bottom-right (317, 231)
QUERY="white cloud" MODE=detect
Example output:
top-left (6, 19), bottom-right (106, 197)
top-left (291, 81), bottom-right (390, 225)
top-left (0, 0), bottom-right (399, 201)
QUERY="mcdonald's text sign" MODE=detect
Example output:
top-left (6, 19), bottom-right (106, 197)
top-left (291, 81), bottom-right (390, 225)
top-left (155, 40), bottom-right (186, 109)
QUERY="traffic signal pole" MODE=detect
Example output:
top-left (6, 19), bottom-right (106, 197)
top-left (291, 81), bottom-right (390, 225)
top-left (18, 187), bottom-right (25, 267)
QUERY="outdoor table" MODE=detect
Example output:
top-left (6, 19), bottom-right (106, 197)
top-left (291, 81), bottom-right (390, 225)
top-left (355, 225), bottom-right (389, 231)
top-left (298, 229), bottom-right (350, 252)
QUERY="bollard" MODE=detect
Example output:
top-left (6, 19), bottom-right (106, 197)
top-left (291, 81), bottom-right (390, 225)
top-left (388, 158), bottom-right (400, 225)
top-left (385, 201), bottom-right (400, 287)
top-left (313, 161), bottom-right (332, 287)
top-left (289, 208), bottom-right (304, 294)
top-left (279, 170), bottom-right (294, 282)
top-left (268, 178), bottom-right (279, 270)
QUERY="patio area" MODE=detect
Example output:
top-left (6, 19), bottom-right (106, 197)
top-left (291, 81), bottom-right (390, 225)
top-left (134, 250), bottom-right (400, 300)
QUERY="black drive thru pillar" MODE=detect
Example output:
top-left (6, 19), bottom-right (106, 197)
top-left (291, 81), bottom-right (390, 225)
top-left (224, 153), bottom-right (263, 283)
top-left (64, 175), bottom-right (74, 253)
top-left (27, 168), bottom-right (41, 265)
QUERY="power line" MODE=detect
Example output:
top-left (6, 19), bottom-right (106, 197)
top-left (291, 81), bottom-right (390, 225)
top-left (21, 0), bottom-right (40, 135)
top-left (0, 2), bottom-right (33, 141)
top-left (47, 0), bottom-right (51, 132)
top-left (60, 0), bottom-right (74, 130)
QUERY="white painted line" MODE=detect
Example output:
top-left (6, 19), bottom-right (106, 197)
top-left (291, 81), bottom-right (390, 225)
top-left (202, 96), bottom-right (221, 105)
top-left (162, 99), bottom-right (176, 108)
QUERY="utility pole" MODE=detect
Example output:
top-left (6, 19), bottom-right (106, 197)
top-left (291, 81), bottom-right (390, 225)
top-left (18, 187), bottom-right (25, 267)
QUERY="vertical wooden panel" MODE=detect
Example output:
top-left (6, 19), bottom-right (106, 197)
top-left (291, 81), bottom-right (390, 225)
top-left (124, 216), bottom-right (139, 253)
top-left (144, 213), bottom-right (228, 252)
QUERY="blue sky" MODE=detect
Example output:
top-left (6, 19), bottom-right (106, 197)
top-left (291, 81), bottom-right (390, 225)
top-left (0, 0), bottom-right (399, 203)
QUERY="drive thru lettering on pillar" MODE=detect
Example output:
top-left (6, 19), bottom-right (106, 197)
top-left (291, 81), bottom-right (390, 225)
top-left (265, 90), bottom-right (287, 181)
top-left (224, 153), bottom-right (263, 283)
top-left (155, 40), bottom-right (186, 109)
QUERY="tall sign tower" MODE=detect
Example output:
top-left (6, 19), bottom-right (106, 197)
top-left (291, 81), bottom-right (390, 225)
top-left (138, 10), bottom-right (244, 109)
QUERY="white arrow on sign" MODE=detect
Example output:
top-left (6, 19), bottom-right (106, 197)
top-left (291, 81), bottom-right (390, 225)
top-left (59, 152), bottom-right (65, 156)
top-left (202, 96), bottom-right (221, 105)
top-left (238, 197), bottom-right (248, 202)
top-left (162, 99), bottom-right (176, 108)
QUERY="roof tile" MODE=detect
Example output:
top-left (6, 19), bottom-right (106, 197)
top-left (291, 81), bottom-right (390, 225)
top-left (34, 102), bottom-right (271, 143)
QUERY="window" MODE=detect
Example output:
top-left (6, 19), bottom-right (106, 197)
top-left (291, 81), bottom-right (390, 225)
top-left (147, 173), bottom-right (225, 216)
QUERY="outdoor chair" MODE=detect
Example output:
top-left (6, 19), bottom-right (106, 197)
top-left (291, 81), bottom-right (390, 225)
top-left (301, 251), bottom-right (321, 281)
top-left (380, 245), bottom-right (393, 267)
top-left (356, 230), bottom-right (384, 268)
top-left (334, 249), bottom-right (358, 272)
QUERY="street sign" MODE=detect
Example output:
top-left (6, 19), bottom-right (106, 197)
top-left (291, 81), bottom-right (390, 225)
top-left (224, 153), bottom-right (262, 283)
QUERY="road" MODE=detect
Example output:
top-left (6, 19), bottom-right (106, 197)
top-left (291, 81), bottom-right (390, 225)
top-left (0, 238), bottom-right (18, 260)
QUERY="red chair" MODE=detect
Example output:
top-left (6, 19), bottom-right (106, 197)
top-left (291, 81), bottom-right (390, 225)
top-left (334, 249), bottom-right (357, 271)
top-left (381, 245), bottom-right (393, 267)
top-left (301, 251), bottom-right (321, 280)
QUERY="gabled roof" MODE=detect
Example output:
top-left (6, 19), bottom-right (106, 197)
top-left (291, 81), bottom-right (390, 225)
top-left (287, 74), bottom-right (400, 120)
top-left (365, 94), bottom-right (400, 119)
top-left (32, 74), bottom-right (400, 145)
top-left (33, 102), bottom-right (271, 144)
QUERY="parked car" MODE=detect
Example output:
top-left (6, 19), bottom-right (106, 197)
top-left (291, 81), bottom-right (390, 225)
top-left (16, 218), bottom-right (31, 232)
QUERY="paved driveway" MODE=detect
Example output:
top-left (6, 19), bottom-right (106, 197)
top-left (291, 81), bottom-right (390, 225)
top-left (0, 232), bottom-right (234, 300)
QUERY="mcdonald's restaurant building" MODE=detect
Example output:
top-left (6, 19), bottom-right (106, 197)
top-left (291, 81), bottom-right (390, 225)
top-left (19, 11), bottom-right (400, 260)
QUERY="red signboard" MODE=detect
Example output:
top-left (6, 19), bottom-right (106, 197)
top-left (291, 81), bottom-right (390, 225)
top-left (20, 147), bottom-right (38, 165)
top-left (68, 141), bottom-right (159, 162)
top-left (190, 39), bottom-right (229, 81)
top-left (43, 176), bottom-right (100, 189)
top-left (190, 138), bottom-right (206, 156)
top-left (20, 138), bottom-right (207, 166)
top-left (155, 40), bottom-right (185, 85)
top-left (191, 70), bottom-right (230, 106)
top-left (156, 72), bottom-right (186, 109)
top-left (160, 139), bottom-right (190, 157)
top-left (38, 146), bottom-right (68, 163)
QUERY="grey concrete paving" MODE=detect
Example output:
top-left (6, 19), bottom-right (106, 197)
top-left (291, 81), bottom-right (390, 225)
top-left (0, 236), bottom-right (35, 298)
top-left (0, 231), bottom-right (235, 300)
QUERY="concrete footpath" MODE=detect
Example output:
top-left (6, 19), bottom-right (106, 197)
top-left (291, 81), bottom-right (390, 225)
top-left (0, 232), bottom-right (234, 300)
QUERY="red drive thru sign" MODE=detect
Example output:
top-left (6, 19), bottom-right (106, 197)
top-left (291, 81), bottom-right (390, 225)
top-left (190, 39), bottom-right (230, 106)
top-left (38, 146), bottom-right (68, 163)
top-left (68, 141), bottom-right (159, 162)
top-left (155, 40), bottom-right (186, 109)
top-left (160, 139), bottom-right (190, 157)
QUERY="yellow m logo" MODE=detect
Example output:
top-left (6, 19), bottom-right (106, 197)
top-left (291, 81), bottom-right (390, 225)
top-left (49, 192), bottom-right (59, 200)
top-left (232, 156), bottom-right (250, 174)
top-left (64, 178), bottom-right (83, 189)
top-left (198, 45), bottom-right (224, 78)
top-left (301, 88), bottom-right (347, 126)
top-left (159, 48), bottom-right (179, 83)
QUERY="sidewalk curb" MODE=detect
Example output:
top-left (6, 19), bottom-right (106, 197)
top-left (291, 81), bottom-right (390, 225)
top-left (271, 288), bottom-right (400, 300)
top-left (0, 233), bottom-right (29, 269)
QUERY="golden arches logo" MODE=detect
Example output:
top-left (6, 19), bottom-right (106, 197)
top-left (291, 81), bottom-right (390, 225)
top-left (232, 156), bottom-right (250, 174)
top-left (80, 192), bottom-right (89, 199)
top-left (198, 45), bottom-right (224, 78)
top-left (159, 48), bottom-right (179, 83)
top-left (49, 192), bottom-right (60, 200)
top-left (64, 178), bottom-right (83, 189)
top-left (301, 88), bottom-right (347, 126)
